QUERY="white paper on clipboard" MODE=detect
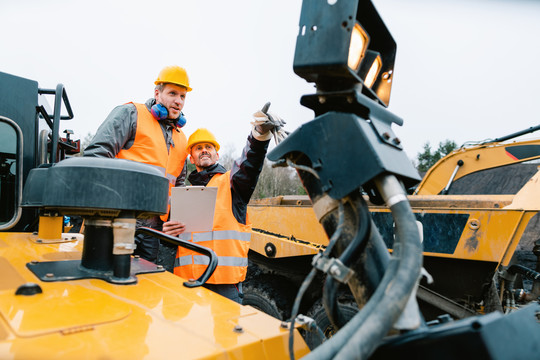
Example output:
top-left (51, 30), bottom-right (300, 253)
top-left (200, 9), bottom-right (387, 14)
top-left (170, 186), bottom-right (218, 233)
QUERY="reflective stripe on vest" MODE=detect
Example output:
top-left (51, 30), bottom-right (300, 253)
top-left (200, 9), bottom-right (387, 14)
top-left (116, 103), bottom-right (187, 221)
top-left (175, 255), bottom-right (248, 267)
top-left (173, 172), bottom-right (252, 284)
top-left (178, 230), bottom-right (251, 243)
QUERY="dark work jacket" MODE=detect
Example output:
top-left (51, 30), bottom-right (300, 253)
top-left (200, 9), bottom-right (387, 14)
top-left (187, 134), bottom-right (269, 225)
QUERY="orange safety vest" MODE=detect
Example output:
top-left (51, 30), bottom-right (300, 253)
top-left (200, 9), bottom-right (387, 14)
top-left (116, 103), bottom-right (187, 221)
top-left (174, 172), bottom-right (252, 284)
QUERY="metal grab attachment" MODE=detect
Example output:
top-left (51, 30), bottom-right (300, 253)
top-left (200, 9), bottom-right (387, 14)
top-left (136, 227), bottom-right (218, 288)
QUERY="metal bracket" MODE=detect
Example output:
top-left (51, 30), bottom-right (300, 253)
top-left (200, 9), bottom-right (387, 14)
top-left (312, 253), bottom-right (354, 283)
top-left (27, 256), bottom-right (165, 285)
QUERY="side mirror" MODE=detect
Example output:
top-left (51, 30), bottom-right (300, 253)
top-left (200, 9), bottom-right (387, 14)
top-left (0, 116), bottom-right (23, 230)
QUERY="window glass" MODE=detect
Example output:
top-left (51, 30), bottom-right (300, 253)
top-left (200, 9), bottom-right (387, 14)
top-left (0, 121), bottom-right (18, 225)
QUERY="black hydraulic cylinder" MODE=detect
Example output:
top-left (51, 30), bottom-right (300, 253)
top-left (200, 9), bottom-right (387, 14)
top-left (81, 222), bottom-right (114, 272)
top-left (113, 254), bottom-right (132, 279)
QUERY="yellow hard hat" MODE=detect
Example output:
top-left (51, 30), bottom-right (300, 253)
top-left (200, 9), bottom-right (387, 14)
top-left (154, 65), bottom-right (192, 92)
top-left (187, 128), bottom-right (220, 152)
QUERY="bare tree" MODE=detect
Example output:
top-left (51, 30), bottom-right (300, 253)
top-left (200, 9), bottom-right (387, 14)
top-left (253, 160), bottom-right (306, 199)
top-left (219, 143), bottom-right (237, 171)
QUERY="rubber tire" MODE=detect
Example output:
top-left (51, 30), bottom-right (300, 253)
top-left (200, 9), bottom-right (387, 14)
top-left (242, 281), bottom-right (290, 320)
top-left (303, 298), bottom-right (359, 350)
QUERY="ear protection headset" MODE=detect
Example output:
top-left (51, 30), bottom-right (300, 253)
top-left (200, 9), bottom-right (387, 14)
top-left (151, 103), bottom-right (187, 128)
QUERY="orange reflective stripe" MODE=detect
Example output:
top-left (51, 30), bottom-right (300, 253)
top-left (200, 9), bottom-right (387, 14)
top-left (116, 103), bottom-right (187, 221)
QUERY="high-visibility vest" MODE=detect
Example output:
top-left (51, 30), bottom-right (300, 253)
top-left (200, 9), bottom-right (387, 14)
top-left (117, 103), bottom-right (187, 221)
top-left (174, 172), bottom-right (252, 284)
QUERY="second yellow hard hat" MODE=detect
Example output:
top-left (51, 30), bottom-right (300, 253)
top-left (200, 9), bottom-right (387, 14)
top-left (187, 128), bottom-right (220, 152)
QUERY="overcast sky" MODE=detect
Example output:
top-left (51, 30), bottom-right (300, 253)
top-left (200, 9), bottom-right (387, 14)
top-left (2, 0), bottom-right (540, 162)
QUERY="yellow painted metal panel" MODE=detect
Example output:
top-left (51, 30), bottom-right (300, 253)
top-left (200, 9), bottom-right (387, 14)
top-left (250, 232), bottom-right (322, 258)
top-left (37, 216), bottom-right (63, 242)
top-left (248, 205), bottom-right (328, 246)
top-left (249, 194), bottom-right (538, 265)
top-left (0, 284), bottom-right (131, 336)
top-left (0, 232), bottom-right (310, 359)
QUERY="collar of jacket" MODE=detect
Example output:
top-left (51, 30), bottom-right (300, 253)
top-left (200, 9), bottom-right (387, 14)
top-left (188, 163), bottom-right (227, 186)
top-left (145, 98), bottom-right (177, 129)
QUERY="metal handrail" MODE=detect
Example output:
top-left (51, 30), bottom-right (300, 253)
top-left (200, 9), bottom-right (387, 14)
top-left (38, 85), bottom-right (74, 163)
top-left (136, 227), bottom-right (218, 288)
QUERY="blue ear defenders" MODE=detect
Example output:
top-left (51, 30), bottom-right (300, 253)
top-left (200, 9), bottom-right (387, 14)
top-left (177, 112), bottom-right (187, 128)
top-left (151, 103), bottom-right (168, 120)
top-left (151, 103), bottom-right (187, 128)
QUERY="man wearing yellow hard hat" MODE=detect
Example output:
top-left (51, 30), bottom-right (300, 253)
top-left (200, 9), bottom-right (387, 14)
top-left (84, 65), bottom-right (192, 263)
top-left (162, 105), bottom-right (286, 303)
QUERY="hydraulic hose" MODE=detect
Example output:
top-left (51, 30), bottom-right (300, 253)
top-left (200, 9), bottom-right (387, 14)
top-left (303, 175), bottom-right (423, 360)
top-left (288, 201), bottom-right (345, 360)
top-left (334, 199), bottom-right (422, 359)
top-left (302, 223), bottom-right (395, 360)
top-left (323, 193), bottom-right (372, 330)
top-left (323, 273), bottom-right (346, 329)
top-left (507, 264), bottom-right (540, 281)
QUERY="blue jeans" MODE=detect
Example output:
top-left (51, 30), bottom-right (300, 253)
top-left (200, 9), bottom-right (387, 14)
top-left (134, 216), bottom-right (163, 262)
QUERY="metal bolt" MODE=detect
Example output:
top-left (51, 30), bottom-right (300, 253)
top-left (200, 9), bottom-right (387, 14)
top-left (156, 265), bottom-right (164, 270)
top-left (30, 260), bottom-right (38, 265)
top-left (233, 325), bottom-right (244, 333)
top-left (469, 219), bottom-right (480, 230)
top-left (134, 255), bottom-right (140, 259)
top-left (280, 321), bottom-right (289, 329)
top-left (329, 265), bottom-right (341, 277)
top-left (393, 137), bottom-right (401, 145)
top-left (382, 132), bottom-right (391, 140)
top-left (45, 273), bottom-right (54, 278)
top-left (36, 239), bottom-right (42, 243)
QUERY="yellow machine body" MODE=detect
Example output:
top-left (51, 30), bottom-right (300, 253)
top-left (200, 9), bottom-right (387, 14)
top-left (249, 169), bottom-right (540, 266)
top-left (0, 229), bottom-right (309, 359)
top-left (415, 138), bottom-right (540, 195)
top-left (246, 165), bottom-right (540, 320)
